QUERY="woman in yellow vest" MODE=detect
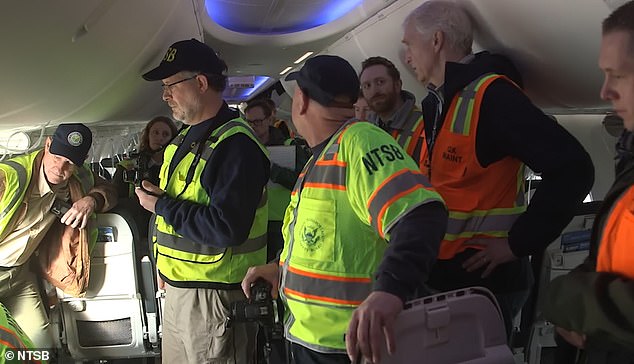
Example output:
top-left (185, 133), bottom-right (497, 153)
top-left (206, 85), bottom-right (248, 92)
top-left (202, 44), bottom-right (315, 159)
top-left (544, 2), bottom-right (634, 362)
top-left (243, 56), bottom-right (447, 364)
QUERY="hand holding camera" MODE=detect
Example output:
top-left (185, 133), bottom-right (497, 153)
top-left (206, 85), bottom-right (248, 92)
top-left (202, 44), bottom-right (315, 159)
top-left (122, 152), bottom-right (151, 188)
top-left (227, 278), bottom-right (284, 363)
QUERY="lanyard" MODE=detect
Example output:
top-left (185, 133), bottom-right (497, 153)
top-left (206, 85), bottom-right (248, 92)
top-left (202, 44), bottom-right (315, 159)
top-left (424, 88), bottom-right (444, 177)
top-left (165, 124), bottom-right (217, 199)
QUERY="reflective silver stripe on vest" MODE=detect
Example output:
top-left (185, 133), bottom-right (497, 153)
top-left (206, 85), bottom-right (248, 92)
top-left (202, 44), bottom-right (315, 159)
top-left (322, 144), bottom-right (339, 161)
top-left (451, 73), bottom-right (497, 135)
top-left (304, 164), bottom-right (346, 187)
top-left (516, 190), bottom-right (525, 206)
top-left (0, 325), bottom-right (28, 349)
top-left (321, 120), bottom-right (357, 161)
top-left (395, 113), bottom-right (423, 149)
top-left (170, 133), bottom-right (185, 147)
top-left (284, 269), bottom-right (371, 304)
top-left (516, 173), bottom-right (526, 206)
top-left (200, 120), bottom-right (248, 161)
top-left (157, 230), bottom-right (267, 256)
top-left (452, 88), bottom-right (476, 135)
top-left (286, 331), bottom-right (347, 355)
top-left (395, 128), bottom-right (413, 147)
top-left (258, 188), bottom-right (268, 208)
top-left (0, 161), bottom-right (26, 221)
top-left (445, 212), bottom-right (521, 237)
top-left (367, 171), bottom-right (432, 231)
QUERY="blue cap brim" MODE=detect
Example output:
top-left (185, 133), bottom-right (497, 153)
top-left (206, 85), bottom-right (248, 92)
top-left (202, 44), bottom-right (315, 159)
top-left (142, 62), bottom-right (181, 81)
top-left (285, 71), bottom-right (300, 82)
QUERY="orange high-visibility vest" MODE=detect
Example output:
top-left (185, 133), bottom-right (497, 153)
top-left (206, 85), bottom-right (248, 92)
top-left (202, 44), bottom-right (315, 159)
top-left (597, 185), bottom-right (634, 279)
top-left (418, 74), bottom-right (526, 260)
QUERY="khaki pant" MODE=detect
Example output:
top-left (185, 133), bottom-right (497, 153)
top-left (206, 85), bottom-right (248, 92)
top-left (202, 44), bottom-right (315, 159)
top-left (0, 263), bottom-right (54, 348)
top-left (162, 284), bottom-right (257, 364)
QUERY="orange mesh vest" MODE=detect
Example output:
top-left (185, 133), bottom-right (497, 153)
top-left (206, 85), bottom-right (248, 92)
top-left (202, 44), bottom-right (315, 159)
top-left (597, 185), bottom-right (634, 279)
top-left (417, 73), bottom-right (526, 260)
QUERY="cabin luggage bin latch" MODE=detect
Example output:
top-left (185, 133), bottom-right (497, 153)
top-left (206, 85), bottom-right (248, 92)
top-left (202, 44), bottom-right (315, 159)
top-left (424, 301), bottom-right (450, 346)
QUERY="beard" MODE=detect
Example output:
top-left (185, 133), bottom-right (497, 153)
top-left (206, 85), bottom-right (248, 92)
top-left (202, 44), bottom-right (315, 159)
top-left (369, 92), bottom-right (398, 114)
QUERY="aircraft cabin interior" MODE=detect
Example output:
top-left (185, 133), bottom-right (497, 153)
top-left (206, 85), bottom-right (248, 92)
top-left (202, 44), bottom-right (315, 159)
top-left (0, 0), bottom-right (630, 363)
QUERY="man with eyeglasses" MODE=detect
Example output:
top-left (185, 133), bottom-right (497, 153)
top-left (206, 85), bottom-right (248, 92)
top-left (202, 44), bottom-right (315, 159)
top-left (138, 38), bottom-right (270, 363)
top-left (244, 99), bottom-right (283, 146)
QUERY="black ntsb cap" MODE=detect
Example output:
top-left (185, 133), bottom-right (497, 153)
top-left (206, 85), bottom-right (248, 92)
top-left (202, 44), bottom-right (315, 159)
top-left (142, 38), bottom-right (227, 81)
top-left (285, 55), bottom-right (359, 107)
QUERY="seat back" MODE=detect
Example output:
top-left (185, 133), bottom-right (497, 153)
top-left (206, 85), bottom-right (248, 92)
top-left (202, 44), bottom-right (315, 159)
top-left (54, 212), bottom-right (159, 361)
top-left (380, 287), bottom-right (514, 364)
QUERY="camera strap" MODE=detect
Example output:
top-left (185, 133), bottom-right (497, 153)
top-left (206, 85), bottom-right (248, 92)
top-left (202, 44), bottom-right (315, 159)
top-left (173, 125), bottom-right (218, 200)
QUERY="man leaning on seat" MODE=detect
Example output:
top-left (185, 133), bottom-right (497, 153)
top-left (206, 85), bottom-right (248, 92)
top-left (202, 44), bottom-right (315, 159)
top-left (0, 123), bottom-right (117, 348)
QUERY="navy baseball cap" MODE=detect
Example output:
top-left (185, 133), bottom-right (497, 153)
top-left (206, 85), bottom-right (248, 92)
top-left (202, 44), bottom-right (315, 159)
top-left (49, 123), bottom-right (92, 166)
top-left (285, 55), bottom-right (359, 107)
top-left (142, 39), bottom-right (227, 81)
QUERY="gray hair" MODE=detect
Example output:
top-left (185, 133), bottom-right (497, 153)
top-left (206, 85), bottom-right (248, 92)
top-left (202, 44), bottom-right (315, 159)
top-left (404, 0), bottom-right (473, 55)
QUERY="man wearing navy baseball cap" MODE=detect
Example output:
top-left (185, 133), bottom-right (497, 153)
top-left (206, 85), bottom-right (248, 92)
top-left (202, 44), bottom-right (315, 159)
top-left (284, 54), bottom-right (360, 108)
top-left (138, 39), bottom-right (270, 363)
top-left (242, 55), bottom-right (448, 364)
top-left (0, 122), bottom-right (116, 349)
top-left (49, 123), bottom-right (93, 167)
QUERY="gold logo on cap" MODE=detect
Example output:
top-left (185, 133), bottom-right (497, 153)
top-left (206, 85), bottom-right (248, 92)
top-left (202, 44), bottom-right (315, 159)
top-left (164, 47), bottom-right (177, 62)
top-left (67, 132), bottom-right (83, 147)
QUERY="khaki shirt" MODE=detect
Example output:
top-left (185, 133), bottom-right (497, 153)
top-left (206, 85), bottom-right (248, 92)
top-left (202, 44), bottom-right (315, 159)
top-left (0, 162), bottom-right (69, 267)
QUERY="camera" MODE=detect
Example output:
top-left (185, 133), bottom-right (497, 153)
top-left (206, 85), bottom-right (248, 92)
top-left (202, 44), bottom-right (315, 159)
top-left (227, 279), bottom-right (281, 330)
top-left (122, 152), bottom-right (151, 187)
top-left (50, 199), bottom-right (71, 218)
top-left (227, 279), bottom-right (283, 362)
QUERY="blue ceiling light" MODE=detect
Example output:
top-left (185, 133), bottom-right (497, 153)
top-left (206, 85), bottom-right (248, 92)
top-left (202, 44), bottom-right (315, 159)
top-left (205, 0), bottom-right (363, 34)
top-left (318, 0), bottom-right (364, 24)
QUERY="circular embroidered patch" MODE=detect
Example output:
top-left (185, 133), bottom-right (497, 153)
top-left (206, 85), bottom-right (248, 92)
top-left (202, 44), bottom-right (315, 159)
top-left (67, 131), bottom-right (83, 146)
top-left (300, 218), bottom-right (324, 253)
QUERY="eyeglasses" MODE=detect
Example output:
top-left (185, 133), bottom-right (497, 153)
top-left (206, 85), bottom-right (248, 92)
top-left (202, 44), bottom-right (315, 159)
top-left (162, 75), bottom-right (198, 92)
top-left (245, 118), bottom-right (268, 126)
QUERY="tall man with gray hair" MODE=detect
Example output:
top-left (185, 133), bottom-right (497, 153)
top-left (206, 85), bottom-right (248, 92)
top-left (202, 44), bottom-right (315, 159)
top-left (401, 0), bottom-right (595, 337)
